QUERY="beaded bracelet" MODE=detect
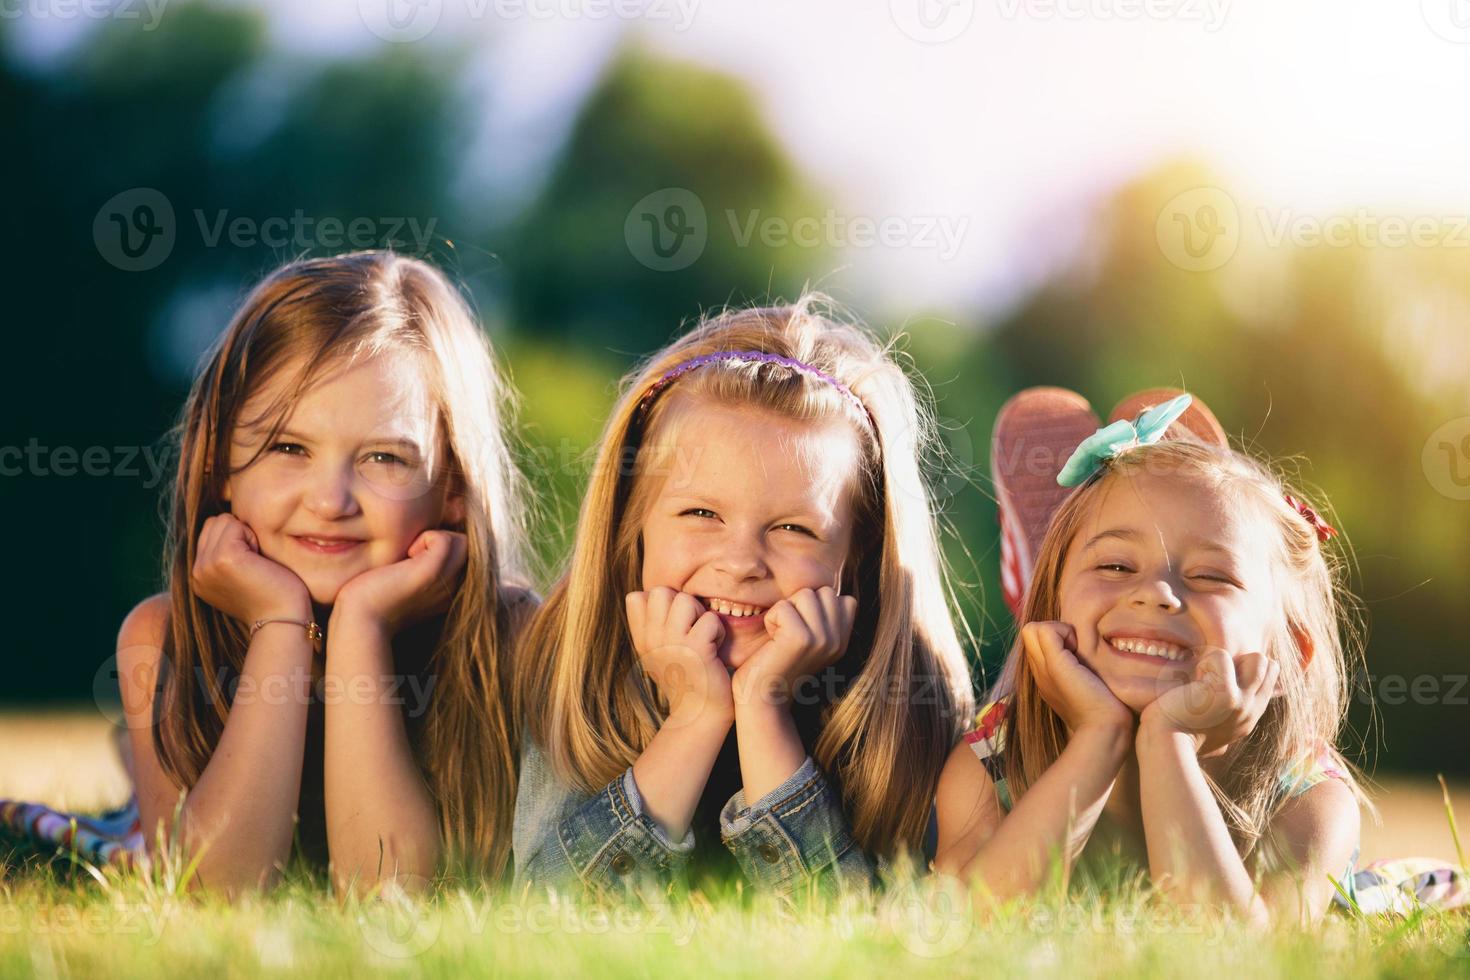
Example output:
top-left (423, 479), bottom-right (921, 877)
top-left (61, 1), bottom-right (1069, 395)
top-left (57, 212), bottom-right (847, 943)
top-left (250, 617), bottom-right (323, 653)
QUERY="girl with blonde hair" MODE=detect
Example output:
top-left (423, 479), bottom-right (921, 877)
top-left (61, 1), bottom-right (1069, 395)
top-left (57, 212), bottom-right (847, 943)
top-left (513, 297), bottom-right (975, 895)
top-left (935, 391), bottom-right (1368, 923)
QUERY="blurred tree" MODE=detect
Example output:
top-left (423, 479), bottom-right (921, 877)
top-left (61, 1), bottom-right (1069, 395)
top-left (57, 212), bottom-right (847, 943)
top-left (505, 42), bottom-right (829, 355)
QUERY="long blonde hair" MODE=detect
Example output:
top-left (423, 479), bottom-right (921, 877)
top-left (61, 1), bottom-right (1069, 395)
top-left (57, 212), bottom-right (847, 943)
top-left (993, 439), bottom-right (1366, 855)
top-left (155, 250), bottom-right (531, 876)
top-left (515, 296), bottom-right (976, 857)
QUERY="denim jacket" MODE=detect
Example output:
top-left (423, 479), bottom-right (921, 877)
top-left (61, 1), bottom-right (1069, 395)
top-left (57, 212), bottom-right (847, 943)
top-left (512, 735), bottom-right (877, 897)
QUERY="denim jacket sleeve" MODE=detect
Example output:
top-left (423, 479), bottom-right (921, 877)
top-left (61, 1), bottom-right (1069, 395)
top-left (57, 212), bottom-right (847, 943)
top-left (719, 755), bottom-right (876, 895)
top-left (513, 737), bottom-right (695, 895)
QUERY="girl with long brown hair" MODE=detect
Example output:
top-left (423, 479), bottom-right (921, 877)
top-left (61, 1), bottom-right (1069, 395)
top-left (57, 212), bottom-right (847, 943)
top-left (114, 250), bottom-right (533, 895)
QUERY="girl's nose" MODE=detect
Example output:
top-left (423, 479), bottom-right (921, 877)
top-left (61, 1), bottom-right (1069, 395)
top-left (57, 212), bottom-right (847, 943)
top-left (714, 535), bottom-right (769, 582)
top-left (1130, 575), bottom-right (1183, 611)
top-left (305, 463), bottom-right (362, 520)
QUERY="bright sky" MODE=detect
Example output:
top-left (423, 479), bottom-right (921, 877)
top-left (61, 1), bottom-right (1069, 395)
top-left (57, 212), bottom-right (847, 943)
top-left (16, 0), bottom-right (1470, 317)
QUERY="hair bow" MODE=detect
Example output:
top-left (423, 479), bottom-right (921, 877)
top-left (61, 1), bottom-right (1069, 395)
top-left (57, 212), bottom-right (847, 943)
top-left (1055, 393), bottom-right (1193, 487)
top-left (1283, 493), bottom-right (1338, 542)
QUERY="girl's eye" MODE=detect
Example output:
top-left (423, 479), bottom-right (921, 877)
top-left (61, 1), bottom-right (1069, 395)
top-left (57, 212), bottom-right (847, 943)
top-left (365, 452), bottom-right (407, 466)
top-left (680, 508), bottom-right (717, 519)
top-left (1190, 573), bottom-right (1237, 585)
top-left (775, 523), bottom-right (817, 538)
top-left (1096, 563), bottom-right (1132, 573)
top-left (269, 442), bottom-right (306, 456)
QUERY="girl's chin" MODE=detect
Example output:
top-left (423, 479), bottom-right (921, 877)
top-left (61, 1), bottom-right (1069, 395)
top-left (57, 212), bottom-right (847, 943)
top-left (1094, 671), bottom-right (1186, 713)
top-left (718, 633), bottom-right (770, 671)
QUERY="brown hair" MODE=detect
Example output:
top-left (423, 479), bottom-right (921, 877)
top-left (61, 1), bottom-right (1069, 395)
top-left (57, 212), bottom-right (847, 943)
top-left (154, 250), bottom-right (531, 875)
top-left (515, 295), bottom-right (976, 857)
top-left (992, 439), bottom-right (1367, 855)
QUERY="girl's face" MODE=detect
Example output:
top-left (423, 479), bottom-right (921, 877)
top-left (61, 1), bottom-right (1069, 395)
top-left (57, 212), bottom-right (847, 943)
top-left (638, 399), bottom-right (861, 668)
top-left (223, 352), bottom-right (463, 607)
top-left (1056, 471), bottom-right (1279, 712)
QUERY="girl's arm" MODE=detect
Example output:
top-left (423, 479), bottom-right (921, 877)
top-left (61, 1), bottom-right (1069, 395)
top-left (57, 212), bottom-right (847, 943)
top-left (1135, 719), bottom-right (1359, 924)
top-left (513, 717), bottom-right (728, 894)
top-left (118, 592), bottom-right (315, 896)
top-left (1136, 721), bottom-right (1267, 919)
top-left (933, 724), bottom-right (1132, 896)
top-left (322, 610), bottom-right (442, 895)
top-left (935, 622), bottom-right (1135, 898)
top-left (719, 588), bottom-right (875, 893)
top-left (1133, 647), bottom-right (1357, 923)
top-left (321, 531), bottom-right (474, 895)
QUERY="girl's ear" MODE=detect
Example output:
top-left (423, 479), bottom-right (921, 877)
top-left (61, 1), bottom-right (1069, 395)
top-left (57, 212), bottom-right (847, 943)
top-left (1290, 625), bottom-right (1315, 667)
top-left (444, 491), bottom-right (466, 527)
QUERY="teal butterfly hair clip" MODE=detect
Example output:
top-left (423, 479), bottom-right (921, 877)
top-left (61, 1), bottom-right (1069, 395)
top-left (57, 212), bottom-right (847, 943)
top-left (1055, 393), bottom-right (1193, 488)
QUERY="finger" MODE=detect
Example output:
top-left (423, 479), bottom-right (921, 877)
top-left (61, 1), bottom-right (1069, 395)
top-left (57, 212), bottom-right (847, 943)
top-left (688, 609), bottom-right (725, 654)
top-left (815, 587), bottom-right (842, 655)
top-left (1258, 664), bottom-right (1281, 702)
top-left (764, 599), bottom-right (813, 651)
top-left (788, 588), bottom-right (828, 647)
top-left (669, 591), bottom-right (704, 634)
top-left (1035, 622), bottom-right (1077, 672)
top-left (1020, 625), bottom-right (1054, 692)
top-left (435, 532), bottom-right (469, 577)
top-left (1200, 648), bottom-right (1240, 702)
top-left (625, 592), bottom-right (648, 651)
top-left (1233, 651), bottom-right (1267, 693)
top-left (194, 515), bottom-right (218, 558)
top-left (835, 595), bottom-right (858, 653)
top-left (646, 587), bottom-right (675, 634)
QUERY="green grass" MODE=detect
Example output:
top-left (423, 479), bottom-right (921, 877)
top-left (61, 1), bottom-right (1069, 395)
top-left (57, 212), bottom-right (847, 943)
top-left (3, 760), bottom-right (1468, 977)
top-left (3, 850), bottom-right (1468, 978)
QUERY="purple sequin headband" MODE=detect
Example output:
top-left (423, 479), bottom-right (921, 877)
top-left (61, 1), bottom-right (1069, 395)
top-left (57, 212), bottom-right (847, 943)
top-left (633, 351), bottom-right (876, 430)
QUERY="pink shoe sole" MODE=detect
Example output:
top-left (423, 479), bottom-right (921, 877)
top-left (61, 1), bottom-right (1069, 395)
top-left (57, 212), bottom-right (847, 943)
top-left (991, 387), bottom-right (1100, 618)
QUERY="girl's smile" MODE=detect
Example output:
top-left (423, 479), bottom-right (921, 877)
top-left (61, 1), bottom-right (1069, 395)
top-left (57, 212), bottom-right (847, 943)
top-left (290, 534), bottom-right (368, 555)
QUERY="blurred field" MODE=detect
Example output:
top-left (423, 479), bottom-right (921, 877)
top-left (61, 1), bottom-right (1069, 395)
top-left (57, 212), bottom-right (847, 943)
top-left (2, 707), bottom-right (1466, 868)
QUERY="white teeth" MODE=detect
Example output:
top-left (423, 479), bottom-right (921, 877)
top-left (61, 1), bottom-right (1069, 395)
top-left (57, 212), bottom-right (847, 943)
top-left (1110, 637), bottom-right (1187, 661)
top-left (707, 598), bottom-right (763, 618)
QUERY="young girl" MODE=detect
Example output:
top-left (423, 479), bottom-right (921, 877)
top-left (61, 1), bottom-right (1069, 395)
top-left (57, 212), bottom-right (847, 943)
top-left (113, 251), bottom-right (534, 895)
top-left (512, 297), bottom-right (975, 896)
top-left (934, 394), bottom-right (1367, 924)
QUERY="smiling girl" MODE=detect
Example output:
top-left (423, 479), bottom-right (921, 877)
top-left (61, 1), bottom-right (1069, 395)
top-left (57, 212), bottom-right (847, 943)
top-left (512, 298), bottom-right (975, 896)
top-left (934, 398), bottom-right (1366, 924)
top-left (113, 251), bottom-right (533, 895)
